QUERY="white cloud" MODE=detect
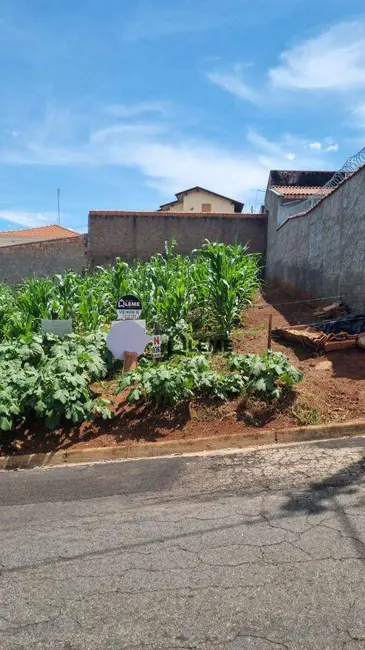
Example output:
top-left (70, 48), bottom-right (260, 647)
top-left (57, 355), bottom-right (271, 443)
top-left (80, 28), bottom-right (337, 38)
top-left (207, 65), bottom-right (261, 104)
top-left (269, 20), bottom-right (365, 90)
top-left (0, 115), bottom-right (269, 202)
top-left (104, 102), bottom-right (168, 118)
top-left (324, 143), bottom-right (339, 152)
top-left (246, 129), bottom-right (334, 171)
top-left (246, 129), bottom-right (284, 156)
top-left (123, 141), bottom-right (268, 198)
top-left (305, 139), bottom-right (339, 152)
top-left (0, 108), bottom-right (340, 207)
top-left (0, 211), bottom-right (55, 228)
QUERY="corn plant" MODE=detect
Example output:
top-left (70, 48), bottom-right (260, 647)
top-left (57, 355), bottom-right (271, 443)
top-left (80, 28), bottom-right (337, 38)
top-left (0, 241), bottom-right (261, 345)
top-left (192, 241), bottom-right (261, 337)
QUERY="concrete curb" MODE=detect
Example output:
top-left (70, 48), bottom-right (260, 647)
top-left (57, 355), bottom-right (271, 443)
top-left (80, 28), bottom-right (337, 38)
top-left (1, 419), bottom-right (365, 471)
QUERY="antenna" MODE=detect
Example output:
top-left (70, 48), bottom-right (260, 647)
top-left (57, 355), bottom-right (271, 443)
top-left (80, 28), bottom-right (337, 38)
top-left (57, 188), bottom-right (61, 225)
top-left (255, 189), bottom-right (265, 213)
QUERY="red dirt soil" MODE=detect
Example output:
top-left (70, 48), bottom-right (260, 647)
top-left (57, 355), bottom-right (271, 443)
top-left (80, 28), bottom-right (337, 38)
top-left (3, 288), bottom-right (365, 456)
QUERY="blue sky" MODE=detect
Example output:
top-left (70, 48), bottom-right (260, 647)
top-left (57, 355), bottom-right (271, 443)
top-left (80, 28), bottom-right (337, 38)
top-left (1, 0), bottom-right (365, 231)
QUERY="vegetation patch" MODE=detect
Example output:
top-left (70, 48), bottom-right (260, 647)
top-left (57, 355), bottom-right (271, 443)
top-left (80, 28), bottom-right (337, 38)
top-left (291, 403), bottom-right (321, 426)
top-left (0, 241), bottom-right (305, 447)
top-left (117, 351), bottom-right (302, 406)
top-left (0, 333), bottom-right (112, 435)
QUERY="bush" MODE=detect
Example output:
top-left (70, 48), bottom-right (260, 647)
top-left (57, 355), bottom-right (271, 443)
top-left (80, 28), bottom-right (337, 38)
top-left (117, 351), bottom-right (302, 406)
top-left (117, 356), bottom-right (243, 405)
top-left (228, 350), bottom-right (303, 401)
top-left (0, 332), bottom-right (112, 434)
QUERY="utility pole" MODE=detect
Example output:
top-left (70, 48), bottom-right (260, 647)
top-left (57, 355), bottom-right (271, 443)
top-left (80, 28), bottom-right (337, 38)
top-left (57, 188), bottom-right (61, 225)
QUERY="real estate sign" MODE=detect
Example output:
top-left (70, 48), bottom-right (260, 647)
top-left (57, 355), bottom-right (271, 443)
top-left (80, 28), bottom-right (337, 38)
top-left (116, 294), bottom-right (142, 320)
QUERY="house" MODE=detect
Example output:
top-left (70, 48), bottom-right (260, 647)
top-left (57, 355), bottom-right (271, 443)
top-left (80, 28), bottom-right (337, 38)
top-left (157, 186), bottom-right (244, 214)
top-left (0, 224), bottom-right (80, 247)
top-left (265, 170), bottom-right (335, 227)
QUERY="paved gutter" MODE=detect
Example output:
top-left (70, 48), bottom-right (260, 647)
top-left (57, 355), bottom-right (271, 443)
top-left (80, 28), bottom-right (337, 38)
top-left (1, 419), bottom-right (365, 470)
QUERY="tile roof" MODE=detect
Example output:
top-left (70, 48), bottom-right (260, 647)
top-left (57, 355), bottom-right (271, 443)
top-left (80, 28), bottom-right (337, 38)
top-left (0, 225), bottom-right (80, 239)
top-left (271, 185), bottom-right (333, 198)
top-left (277, 162), bottom-right (365, 231)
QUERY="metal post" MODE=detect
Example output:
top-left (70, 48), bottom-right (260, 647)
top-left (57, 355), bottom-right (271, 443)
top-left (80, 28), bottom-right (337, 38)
top-left (267, 314), bottom-right (273, 349)
top-left (57, 188), bottom-right (61, 225)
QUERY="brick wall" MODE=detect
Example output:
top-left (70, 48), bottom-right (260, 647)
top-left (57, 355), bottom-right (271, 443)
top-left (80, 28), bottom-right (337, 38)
top-left (88, 211), bottom-right (267, 265)
top-left (0, 236), bottom-right (87, 284)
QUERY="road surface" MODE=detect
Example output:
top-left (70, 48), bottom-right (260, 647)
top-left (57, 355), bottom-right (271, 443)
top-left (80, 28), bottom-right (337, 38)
top-left (2, 437), bottom-right (365, 649)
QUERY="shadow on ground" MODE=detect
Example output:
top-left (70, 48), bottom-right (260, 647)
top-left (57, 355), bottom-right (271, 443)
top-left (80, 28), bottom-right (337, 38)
top-left (1, 402), bottom-right (191, 456)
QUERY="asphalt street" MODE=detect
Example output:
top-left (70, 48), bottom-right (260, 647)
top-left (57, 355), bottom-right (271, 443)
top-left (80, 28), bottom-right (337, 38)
top-left (2, 438), bottom-right (365, 649)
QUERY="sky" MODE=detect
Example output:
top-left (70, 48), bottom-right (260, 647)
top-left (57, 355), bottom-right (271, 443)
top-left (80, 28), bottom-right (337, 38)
top-left (1, 0), bottom-right (365, 232)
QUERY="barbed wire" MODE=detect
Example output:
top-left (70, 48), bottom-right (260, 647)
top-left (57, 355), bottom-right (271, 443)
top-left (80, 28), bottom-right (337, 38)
top-left (249, 291), bottom-right (365, 310)
top-left (289, 143), bottom-right (365, 216)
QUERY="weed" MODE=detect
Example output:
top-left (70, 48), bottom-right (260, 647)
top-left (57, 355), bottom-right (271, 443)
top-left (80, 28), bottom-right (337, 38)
top-left (292, 403), bottom-right (321, 426)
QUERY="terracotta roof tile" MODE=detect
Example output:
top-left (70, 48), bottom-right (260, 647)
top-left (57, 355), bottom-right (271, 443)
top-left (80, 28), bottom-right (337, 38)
top-left (0, 225), bottom-right (80, 239)
top-left (272, 185), bottom-right (332, 197)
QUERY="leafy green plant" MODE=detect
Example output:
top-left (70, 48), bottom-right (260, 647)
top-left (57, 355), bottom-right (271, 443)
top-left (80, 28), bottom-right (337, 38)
top-left (192, 241), bottom-right (261, 338)
top-left (228, 350), bottom-right (303, 401)
top-left (118, 356), bottom-right (211, 405)
top-left (0, 332), bottom-right (112, 435)
top-left (0, 241), bottom-right (265, 438)
top-left (117, 351), bottom-right (301, 406)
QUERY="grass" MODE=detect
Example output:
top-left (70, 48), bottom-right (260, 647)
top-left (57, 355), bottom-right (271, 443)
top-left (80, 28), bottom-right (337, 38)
top-left (291, 402), bottom-right (321, 426)
top-left (232, 322), bottom-right (266, 340)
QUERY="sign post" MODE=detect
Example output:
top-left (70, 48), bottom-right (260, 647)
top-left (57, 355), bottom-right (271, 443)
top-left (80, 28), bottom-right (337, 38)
top-left (108, 291), bottom-right (151, 373)
top-left (123, 351), bottom-right (138, 373)
top-left (107, 321), bottom-right (152, 368)
top-left (113, 295), bottom-right (144, 370)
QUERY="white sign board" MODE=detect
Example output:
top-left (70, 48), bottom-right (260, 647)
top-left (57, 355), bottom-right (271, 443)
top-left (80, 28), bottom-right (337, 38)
top-left (41, 319), bottom-right (73, 336)
top-left (107, 320), bottom-right (152, 361)
top-left (152, 334), bottom-right (162, 359)
top-left (117, 309), bottom-right (142, 321)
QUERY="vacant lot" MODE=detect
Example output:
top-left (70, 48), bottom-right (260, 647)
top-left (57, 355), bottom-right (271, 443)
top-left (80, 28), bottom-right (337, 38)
top-left (4, 288), bottom-right (365, 457)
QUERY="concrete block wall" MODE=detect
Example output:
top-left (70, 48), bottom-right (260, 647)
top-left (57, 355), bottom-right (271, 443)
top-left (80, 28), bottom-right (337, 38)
top-left (0, 236), bottom-right (87, 284)
top-left (88, 211), bottom-right (267, 265)
top-left (266, 164), bottom-right (365, 313)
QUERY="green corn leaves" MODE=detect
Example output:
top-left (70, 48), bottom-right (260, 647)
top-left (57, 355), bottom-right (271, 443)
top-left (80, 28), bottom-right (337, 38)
top-left (0, 241), bottom-right (261, 346)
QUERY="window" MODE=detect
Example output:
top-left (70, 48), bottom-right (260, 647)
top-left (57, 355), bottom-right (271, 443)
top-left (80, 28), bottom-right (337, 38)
top-left (202, 203), bottom-right (211, 213)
